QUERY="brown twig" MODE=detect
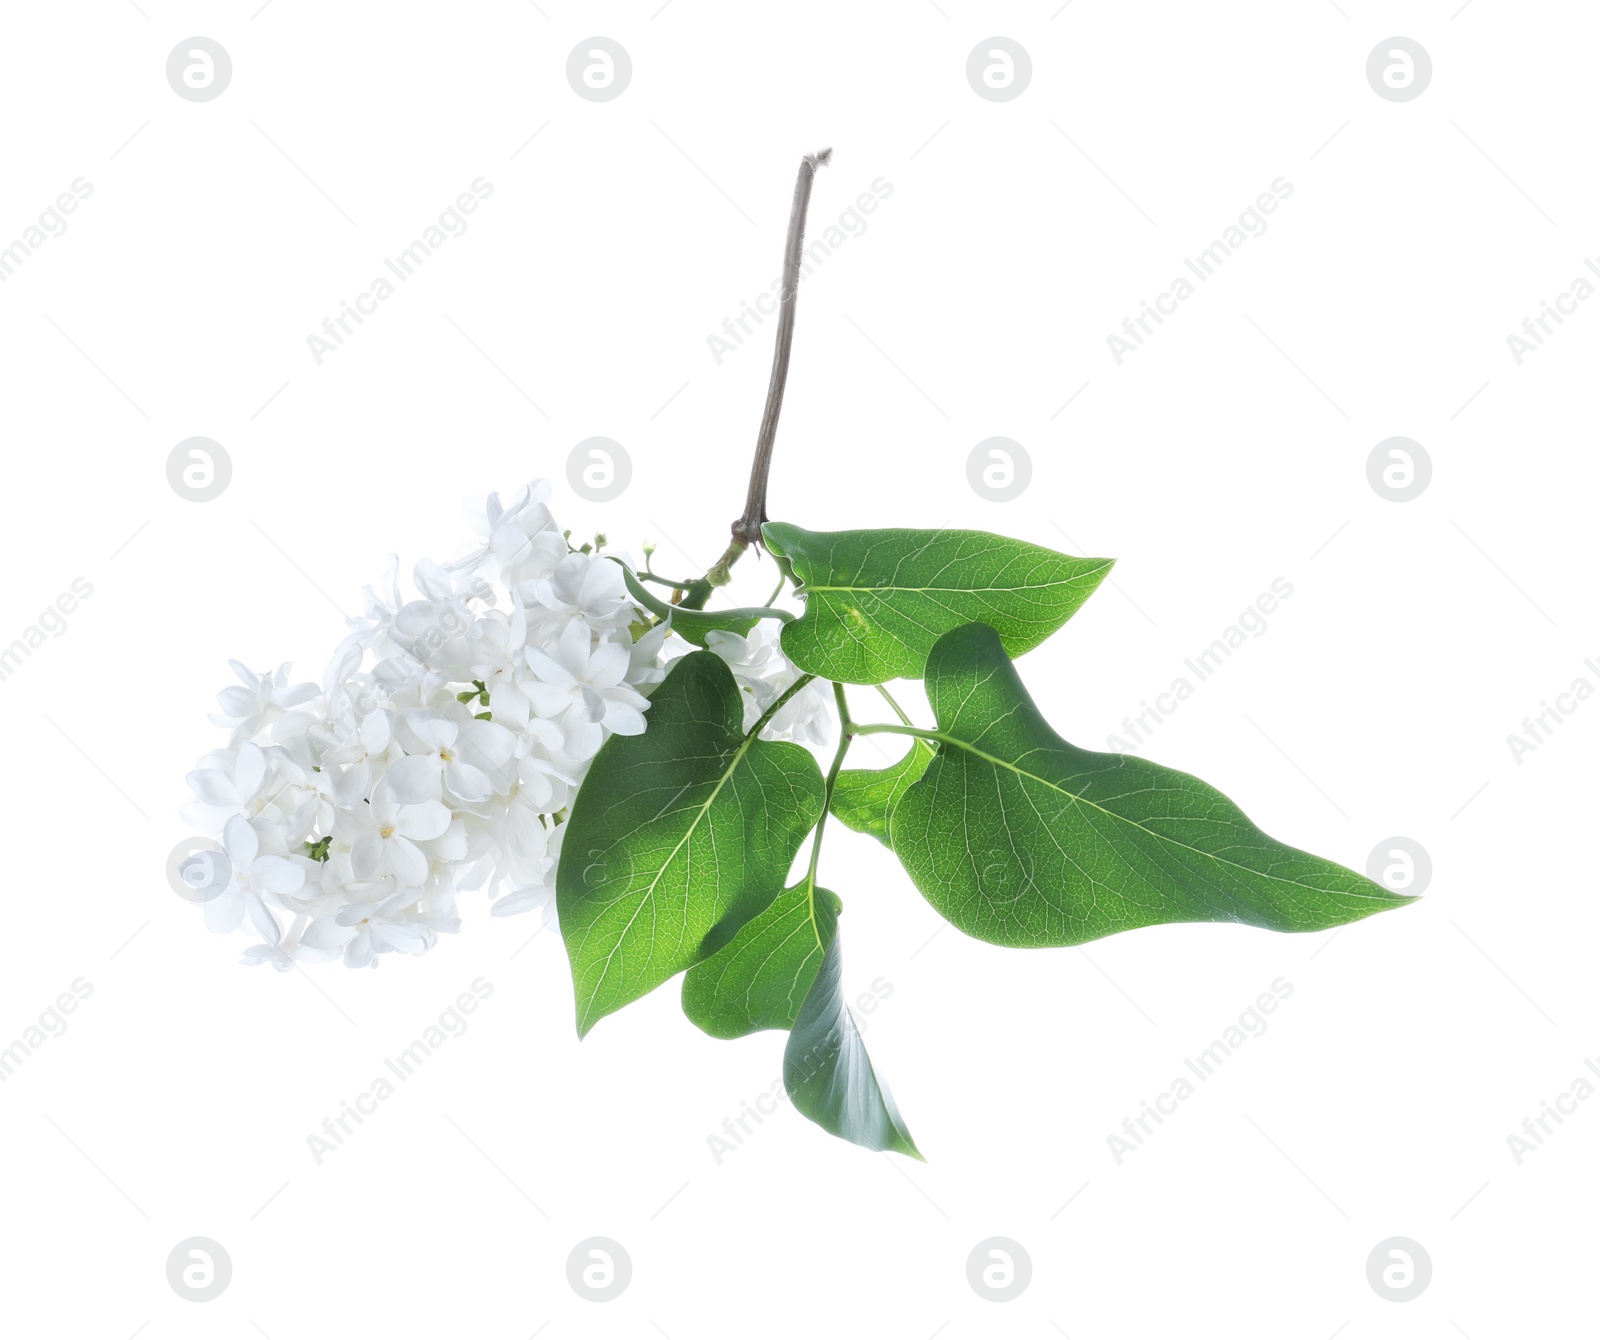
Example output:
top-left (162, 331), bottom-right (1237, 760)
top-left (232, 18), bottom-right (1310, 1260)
top-left (690, 148), bottom-right (831, 601)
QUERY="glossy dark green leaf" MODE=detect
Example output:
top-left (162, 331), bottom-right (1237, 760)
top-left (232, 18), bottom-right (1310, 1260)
top-left (830, 738), bottom-right (936, 846)
top-left (556, 651), bottom-right (823, 1036)
top-left (891, 623), bottom-right (1416, 947)
top-left (784, 924), bottom-right (921, 1159)
top-left (762, 522), bottom-right (1112, 684)
top-left (682, 882), bottom-right (842, 1039)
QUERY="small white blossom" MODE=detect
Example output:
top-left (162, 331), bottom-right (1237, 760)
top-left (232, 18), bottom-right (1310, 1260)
top-left (337, 779), bottom-right (451, 887)
top-left (388, 710), bottom-right (514, 804)
top-left (302, 899), bottom-right (433, 969)
top-left (705, 624), bottom-right (834, 745)
top-left (205, 816), bottom-right (305, 944)
top-left (184, 741), bottom-right (267, 828)
top-left (523, 618), bottom-right (650, 740)
top-left (209, 662), bottom-right (320, 745)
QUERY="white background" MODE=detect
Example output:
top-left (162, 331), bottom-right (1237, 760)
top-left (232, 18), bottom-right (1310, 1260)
top-left (1, 2), bottom-right (1593, 1336)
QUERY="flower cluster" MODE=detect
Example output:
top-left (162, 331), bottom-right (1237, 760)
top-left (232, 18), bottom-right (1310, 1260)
top-left (180, 481), bottom-right (830, 969)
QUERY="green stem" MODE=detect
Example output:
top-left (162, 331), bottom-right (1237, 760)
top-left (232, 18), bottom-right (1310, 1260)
top-left (617, 561), bottom-right (794, 626)
top-left (636, 570), bottom-right (695, 591)
top-left (873, 682), bottom-right (917, 727)
top-left (846, 721), bottom-right (944, 743)
top-left (763, 569), bottom-right (787, 609)
top-left (805, 681), bottom-right (853, 889)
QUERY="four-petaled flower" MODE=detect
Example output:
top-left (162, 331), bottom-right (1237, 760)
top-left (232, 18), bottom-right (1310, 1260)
top-left (388, 710), bottom-right (514, 804)
top-left (205, 815), bottom-right (305, 945)
top-left (337, 780), bottom-right (451, 887)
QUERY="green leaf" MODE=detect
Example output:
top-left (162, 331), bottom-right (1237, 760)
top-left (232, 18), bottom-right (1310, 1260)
top-left (891, 623), bottom-right (1416, 947)
top-left (682, 875), bottom-right (917, 1156)
top-left (784, 926), bottom-right (921, 1159)
top-left (682, 882), bottom-right (842, 1039)
top-left (556, 651), bottom-right (824, 1036)
top-left (618, 565), bottom-right (781, 649)
top-left (830, 738), bottom-right (936, 846)
top-left (762, 521), bottom-right (1113, 684)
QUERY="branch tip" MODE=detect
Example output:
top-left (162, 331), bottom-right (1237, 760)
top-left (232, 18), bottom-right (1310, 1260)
top-left (684, 147), bottom-right (831, 610)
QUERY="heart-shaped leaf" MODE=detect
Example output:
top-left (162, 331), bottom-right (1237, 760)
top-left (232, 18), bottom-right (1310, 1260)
top-left (556, 651), bottom-right (824, 1035)
top-left (762, 521), bottom-right (1113, 684)
top-left (891, 623), bottom-right (1416, 946)
top-left (784, 923), bottom-right (921, 1158)
top-left (682, 882), bottom-right (842, 1038)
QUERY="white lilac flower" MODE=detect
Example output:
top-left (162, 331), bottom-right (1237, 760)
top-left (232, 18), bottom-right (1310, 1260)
top-left (764, 675), bottom-right (835, 747)
top-left (322, 708), bottom-right (393, 807)
top-left (209, 662), bottom-right (320, 745)
top-left (524, 552), bottom-right (638, 635)
top-left (204, 816), bottom-right (305, 944)
top-left (522, 618), bottom-right (650, 739)
top-left (301, 899), bottom-right (434, 969)
top-left (387, 710), bottom-right (514, 804)
top-left (241, 944), bottom-right (297, 971)
top-left (451, 482), bottom-right (567, 582)
top-left (179, 480), bottom-right (830, 968)
top-left (337, 779), bottom-right (452, 887)
top-left (184, 741), bottom-right (267, 830)
top-left (705, 624), bottom-right (834, 745)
